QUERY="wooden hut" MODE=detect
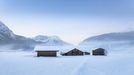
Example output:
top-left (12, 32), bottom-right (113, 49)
top-left (92, 48), bottom-right (107, 56)
top-left (61, 48), bottom-right (84, 56)
top-left (34, 46), bottom-right (59, 57)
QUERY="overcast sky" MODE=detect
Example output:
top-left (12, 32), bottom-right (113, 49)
top-left (0, 0), bottom-right (134, 44)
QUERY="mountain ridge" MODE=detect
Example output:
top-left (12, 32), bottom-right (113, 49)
top-left (0, 21), bottom-right (71, 50)
top-left (81, 31), bottom-right (134, 43)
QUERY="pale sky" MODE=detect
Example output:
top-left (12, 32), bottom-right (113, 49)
top-left (0, 0), bottom-right (134, 44)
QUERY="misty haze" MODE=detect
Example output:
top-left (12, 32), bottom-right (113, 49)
top-left (0, 0), bottom-right (134, 75)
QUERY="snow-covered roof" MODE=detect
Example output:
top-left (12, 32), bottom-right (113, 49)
top-left (35, 46), bottom-right (61, 51)
top-left (34, 45), bottom-right (74, 52)
top-left (34, 45), bottom-right (92, 52)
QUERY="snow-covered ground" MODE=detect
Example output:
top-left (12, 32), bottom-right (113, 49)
top-left (0, 50), bottom-right (134, 75)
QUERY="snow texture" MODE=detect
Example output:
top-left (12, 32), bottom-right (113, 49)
top-left (0, 49), bottom-right (134, 75)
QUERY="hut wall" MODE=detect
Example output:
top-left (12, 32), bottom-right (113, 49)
top-left (84, 52), bottom-right (90, 55)
top-left (37, 51), bottom-right (57, 57)
top-left (92, 50), bottom-right (105, 55)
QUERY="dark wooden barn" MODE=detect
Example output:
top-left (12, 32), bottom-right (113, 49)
top-left (34, 46), bottom-right (60, 57)
top-left (61, 48), bottom-right (84, 56)
top-left (36, 50), bottom-right (59, 57)
top-left (92, 48), bottom-right (107, 56)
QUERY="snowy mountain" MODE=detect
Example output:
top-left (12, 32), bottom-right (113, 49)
top-left (80, 31), bottom-right (134, 51)
top-left (0, 21), bottom-right (71, 50)
top-left (0, 21), bottom-right (36, 50)
top-left (0, 21), bottom-right (16, 41)
top-left (34, 35), bottom-right (48, 42)
top-left (34, 35), bottom-right (71, 46)
top-left (82, 31), bottom-right (134, 42)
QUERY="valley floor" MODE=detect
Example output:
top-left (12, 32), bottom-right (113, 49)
top-left (0, 50), bottom-right (134, 75)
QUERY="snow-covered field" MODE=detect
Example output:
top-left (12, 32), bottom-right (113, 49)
top-left (0, 50), bottom-right (134, 75)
